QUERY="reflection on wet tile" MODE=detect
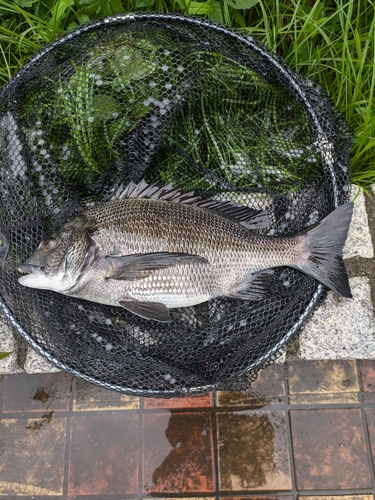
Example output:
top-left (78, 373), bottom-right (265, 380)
top-left (68, 413), bottom-right (138, 495)
top-left (217, 410), bottom-right (292, 491)
top-left (72, 378), bottom-right (139, 410)
top-left (365, 408), bottom-right (375, 466)
top-left (217, 364), bottom-right (286, 407)
top-left (287, 360), bottom-right (359, 404)
top-left (360, 360), bottom-right (375, 402)
top-left (143, 412), bottom-right (214, 493)
top-left (144, 393), bottom-right (213, 409)
top-left (3, 372), bottom-right (71, 412)
top-left (290, 408), bottom-right (372, 490)
top-left (0, 417), bottom-right (66, 495)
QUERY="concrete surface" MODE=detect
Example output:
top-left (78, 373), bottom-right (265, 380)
top-left (299, 277), bottom-right (375, 359)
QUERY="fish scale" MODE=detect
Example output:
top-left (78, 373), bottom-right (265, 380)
top-left (18, 181), bottom-right (353, 322)
top-left (87, 198), bottom-right (277, 281)
top-left (85, 199), bottom-right (262, 303)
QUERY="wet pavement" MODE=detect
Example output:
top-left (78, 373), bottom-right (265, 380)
top-left (1, 360), bottom-right (375, 498)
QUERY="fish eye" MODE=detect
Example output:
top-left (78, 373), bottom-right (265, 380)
top-left (41, 238), bottom-right (56, 252)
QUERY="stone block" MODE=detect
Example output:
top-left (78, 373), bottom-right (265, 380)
top-left (0, 321), bottom-right (23, 374)
top-left (343, 185), bottom-right (373, 259)
top-left (24, 348), bottom-right (60, 374)
top-left (299, 277), bottom-right (375, 359)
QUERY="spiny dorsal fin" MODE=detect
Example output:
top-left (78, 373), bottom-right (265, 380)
top-left (114, 180), bottom-right (270, 229)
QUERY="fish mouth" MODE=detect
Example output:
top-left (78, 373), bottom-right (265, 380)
top-left (18, 263), bottom-right (47, 289)
top-left (18, 263), bottom-right (42, 275)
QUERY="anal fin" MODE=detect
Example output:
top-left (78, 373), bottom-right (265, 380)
top-left (225, 270), bottom-right (273, 301)
top-left (118, 299), bottom-right (171, 322)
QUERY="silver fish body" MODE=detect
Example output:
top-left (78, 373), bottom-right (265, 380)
top-left (18, 181), bottom-right (353, 322)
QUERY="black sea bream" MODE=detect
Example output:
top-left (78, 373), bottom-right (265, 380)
top-left (18, 181), bottom-right (353, 322)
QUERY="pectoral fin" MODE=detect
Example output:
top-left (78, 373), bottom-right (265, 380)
top-left (118, 299), bottom-right (171, 322)
top-left (225, 270), bottom-right (273, 301)
top-left (106, 252), bottom-right (208, 281)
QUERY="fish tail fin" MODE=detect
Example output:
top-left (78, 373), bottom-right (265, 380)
top-left (297, 202), bottom-right (353, 297)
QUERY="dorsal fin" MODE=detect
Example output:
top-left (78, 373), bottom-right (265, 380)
top-left (114, 180), bottom-right (270, 229)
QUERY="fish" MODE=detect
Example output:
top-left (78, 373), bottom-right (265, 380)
top-left (18, 180), bottom-right (353, 322)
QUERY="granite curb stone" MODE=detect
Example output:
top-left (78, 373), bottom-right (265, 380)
top-left (0, 323), bottom-right (23, 374)
top-left (343, 185), bottom-right (374, 259)
top-left (24, 350), bottom-right (61, 374)
top-left (298, 277), bottom-right (375, 360)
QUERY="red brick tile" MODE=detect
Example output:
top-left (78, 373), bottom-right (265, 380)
top-left (68, 412), bottom-right (138, 495)
top-left (217, 410), bottom-right (292, 491)
top-left (290, 408), bottom-right (372, 490)
top-left (73, 378), bottom-right (139, 410)
top-left (287, 360), bottom-right (360, 404)
top-left (360, 360), bottom-right (375, 390)
top-left (365, 408), bottom-right (375, 466)
top-left (0, 417), bottom-right (66, 495)
top-left (300, 497), bottom-right (373, 500)
top-left (143, 412), bottom-right (214, 493)
top-left (224, 497), bottom-right (293, 500)
top-left (217, 363), bottom-right (286, 407)
top-left (363, 393), bottom-right (375, 404)
top-left (360, 360), bottom-right (375, 400)
top-left (3, 372), bottom-right (71, 412)
top-left (144, 392), bottom-right (213, 409)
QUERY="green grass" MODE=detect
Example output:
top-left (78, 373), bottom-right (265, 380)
top-left (0, 0), bottom-right (374, 188)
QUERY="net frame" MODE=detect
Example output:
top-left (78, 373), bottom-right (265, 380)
top-left (0, 13), bottom-right (351, 396)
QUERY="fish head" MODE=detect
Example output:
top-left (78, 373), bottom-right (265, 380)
top-left (18, 218), bottom-right (96, 292)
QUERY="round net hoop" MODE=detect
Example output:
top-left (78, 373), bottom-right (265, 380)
top-left (0, 13), bottom-right (352, 396)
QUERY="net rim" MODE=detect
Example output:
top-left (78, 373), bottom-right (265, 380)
top-left (0, 13), bottom-right (339, 395)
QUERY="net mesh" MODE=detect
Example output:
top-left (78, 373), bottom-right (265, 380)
top-left (0, 14), bottom-right (352, 396)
